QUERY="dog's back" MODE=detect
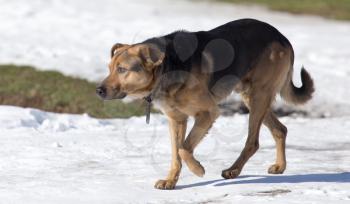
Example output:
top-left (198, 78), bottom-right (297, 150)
top-left (205, 19), bottom-right (292, 86)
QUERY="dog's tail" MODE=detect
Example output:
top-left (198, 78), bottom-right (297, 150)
top-left (280, 66), bottom-right (315, 105)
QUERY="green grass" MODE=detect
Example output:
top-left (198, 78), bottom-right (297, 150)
top-left (0, 65), bottom-right (148, 118)
top-left (218, 0), bottom-right (350, 21)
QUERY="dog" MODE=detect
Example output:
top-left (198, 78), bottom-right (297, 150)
top-left (97, 18), bottom-right (314, 190)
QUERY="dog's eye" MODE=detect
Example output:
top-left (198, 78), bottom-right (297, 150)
top-left (117, 67), bottom-right (128, 74)
top-left (131, 65), bottom-right (142, 72)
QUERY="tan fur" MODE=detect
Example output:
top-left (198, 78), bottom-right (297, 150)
top-left (100, 41), bottom-right (312, 190)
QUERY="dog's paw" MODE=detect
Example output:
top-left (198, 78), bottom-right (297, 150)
top-left (188, 160), bottom-right (205, 177)
top-left (268, 164), bottom-right (286, 174)
top-left (178, 149), bottom-right (205, 177)
top-left (154, 179), bottom-right (177, 190)
top-left (221, 168), bottom-right (241, 179)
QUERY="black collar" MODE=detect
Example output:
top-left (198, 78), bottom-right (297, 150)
top-left (143, 94), bottom-right (153, 124)
top-left (142, 55), bottom-right (165, 124)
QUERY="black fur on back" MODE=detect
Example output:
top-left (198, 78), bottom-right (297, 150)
top-left (143, 19), bottom-right (293, 97)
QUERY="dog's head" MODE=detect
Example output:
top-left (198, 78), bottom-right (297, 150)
top-left (97, 43), bottom-right (164, 100)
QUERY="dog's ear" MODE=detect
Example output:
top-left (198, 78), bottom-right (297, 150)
top-left (138, 44), bottom-right (165, 70)
top-left (111, 43), bottom-right (128, 58)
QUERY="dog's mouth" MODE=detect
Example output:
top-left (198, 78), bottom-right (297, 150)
top-left (104, 92), bottom-right (127, 100)
top-left (96, 88), bottom-right (127, 100)
top-left (114, 92), bottom-right (127, 99)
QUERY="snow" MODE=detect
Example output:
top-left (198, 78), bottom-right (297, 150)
top-left (0, 106), bottom-right (349, 203)
top-left (0, 0), bottom-right (350, 203)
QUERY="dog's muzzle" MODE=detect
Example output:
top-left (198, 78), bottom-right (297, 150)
top-left (96, 86), bottom-right (127, 100)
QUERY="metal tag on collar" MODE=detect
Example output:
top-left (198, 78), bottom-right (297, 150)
top-left (144, 95), bottom-right (152, 124)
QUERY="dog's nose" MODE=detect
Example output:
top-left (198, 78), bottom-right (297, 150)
top-left (96, 86), bottom-right (107, 98)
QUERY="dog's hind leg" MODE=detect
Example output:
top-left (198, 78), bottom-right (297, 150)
top-left (179, 108), bottom-right (220, 177)
top-left (264, 111), bottom-right (287, 174)
top-left (239, 97), bottom-right (287, 174)
top-left (154, 111), bottom-right (188, 190)
top-left (222, 91), bottom-right (272, 179)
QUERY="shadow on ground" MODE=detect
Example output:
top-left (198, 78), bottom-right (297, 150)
top-left (176, 172), bottom-right (350, 189)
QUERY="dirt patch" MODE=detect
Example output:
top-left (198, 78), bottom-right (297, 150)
top-left (0, 65), bottom-right (146, 118)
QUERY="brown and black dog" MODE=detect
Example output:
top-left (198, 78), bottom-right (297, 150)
top-left (97, 19), bottom-right (314, 190)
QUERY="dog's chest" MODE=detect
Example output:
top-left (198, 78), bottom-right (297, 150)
top-left (153, 86), bottom-right (216, 116)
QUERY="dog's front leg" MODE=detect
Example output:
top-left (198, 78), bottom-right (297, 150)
top-left (179, 109), bottom-right (220, 177)
top-left (154, 113), bottom-right (187, 190)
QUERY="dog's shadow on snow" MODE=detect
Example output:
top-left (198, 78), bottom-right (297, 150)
top-left (176, 172), bottom-right (350, 189)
